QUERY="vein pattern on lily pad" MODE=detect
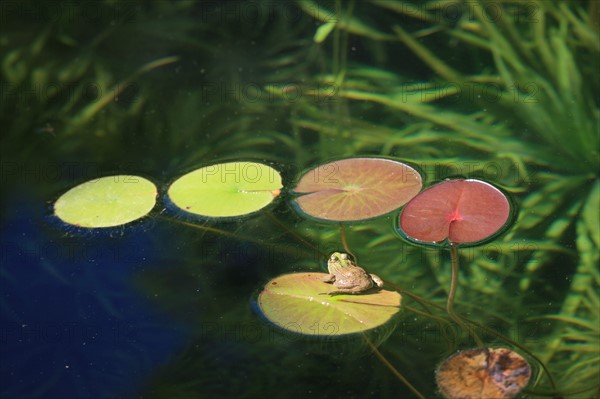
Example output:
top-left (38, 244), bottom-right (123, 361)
top-left (292, 158), bottom-right (422, 222)
top-left (54, 175), bottom-right (157, 228)
top-left (167, 162), bottom-right (282, 218)
top-left (257, 272), bottom-right (401, 336)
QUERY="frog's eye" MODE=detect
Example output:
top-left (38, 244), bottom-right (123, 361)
top-left (330, 254), bottom-right (339, 261)
top-left (340, 253), bottom-right (349, 260)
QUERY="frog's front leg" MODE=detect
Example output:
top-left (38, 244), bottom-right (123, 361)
top-left (321, 274), bottom-right (336, 284)
top-left (370, 274), bottom-right (384, 288)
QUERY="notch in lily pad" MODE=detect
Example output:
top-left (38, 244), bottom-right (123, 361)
top-left (291, 158), bottom-right (422, 222)
top-left (53, 175), bottom-right (158, 228)
top-left (167, 161), bottom-right (282, 218)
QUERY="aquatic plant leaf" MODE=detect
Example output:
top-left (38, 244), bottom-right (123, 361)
top-left (398, 179), bottom-right (511, 245)
top-left (298, 0), bottom-right (394, 41)
top-left (167, 162), bottom-right (281, 218)
top-left (292, 158), bottom-right (422, 222)
top-left (436, 347), bottom-right (530, 399)
top-left (583, 180), bottom-right (600, 248)
top-left (71, 56), bottom-right (179, 127)
top-left (314, 20), bottom-right (337, 43)
top-left (54, 176), bottom-right (157, 228)
top-left (257, 272), bottom-right (401, 336)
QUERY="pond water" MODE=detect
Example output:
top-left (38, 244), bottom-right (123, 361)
top-left (1, 2), bottom-right (598, 399)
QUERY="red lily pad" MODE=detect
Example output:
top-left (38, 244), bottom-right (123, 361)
top-left (292, 158), bottom-right (422, 222)
top-left (398, 179), bottom-right (511, 245)
top-left (257, 272), bottom-right (402, 336)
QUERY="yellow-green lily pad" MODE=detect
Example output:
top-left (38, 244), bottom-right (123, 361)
top-left (167, 162), bottom-right (282, 218)
top-left (54, 175), bottom-right (157, 228)
top-left (257, 272), bottom-right (402, 336)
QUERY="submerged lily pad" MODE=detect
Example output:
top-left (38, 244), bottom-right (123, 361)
top-left (54, 175), bottom-right (157, 228)
top-left (167, 162), bottom-right (282, 218)
top-left (292, 158), bottom-right (422, 222)
top-left (436, 347), bottom-right (530, 399)
top-left (257, 272), bottom-right (401, 336)
top-left (398, 179), bottom-right (511, 245)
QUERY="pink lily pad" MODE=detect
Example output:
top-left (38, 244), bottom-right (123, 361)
top-left (292, 158), bottom-right (422, 222)
top-left (257, 272), bottom-right (402, 336)
top-left (398, 179), bottom-right (511, 245)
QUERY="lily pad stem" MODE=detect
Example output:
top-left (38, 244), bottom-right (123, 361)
top-left (448, 242), bottom-right (483, 347)
top-left (363, 335), bottom-right (426, 399)
top-left (339, 223), bottom-right (356, 260)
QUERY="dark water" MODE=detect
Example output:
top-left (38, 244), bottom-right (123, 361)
top-left (1, 193), bottom-right (190, 398)
top-left (1, 2), bottom-right (598, 399)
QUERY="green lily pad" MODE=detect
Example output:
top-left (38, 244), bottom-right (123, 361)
top-left (54, 175), bottom-right (157, 228)
top-left (167, 162), bottom-right (282, 218)
top-left (257, 272), bottom-right (402, 336)
top-left (292, 158), bottom-right (422, 222)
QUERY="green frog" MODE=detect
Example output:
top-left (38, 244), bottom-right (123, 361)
top-left (321, 252), bottom-right (384, 295)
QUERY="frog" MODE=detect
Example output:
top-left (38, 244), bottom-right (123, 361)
top-left (321, 252), bottom-right (384, 295)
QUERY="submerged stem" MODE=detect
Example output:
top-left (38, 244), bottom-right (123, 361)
top-left (339, 223), bottom-right (356, 259)
top-left (447, 242), bottom-right (483, 347)
top-left (266, 212), bottom-right (325, 257)
top-left (363, 335), bottom-right (426, 399)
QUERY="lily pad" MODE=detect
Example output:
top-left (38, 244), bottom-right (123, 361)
top-left (257, 272), bottom-right (402, 336)
top-left (398, 179), bottom-right (511, 245)
top-left (436, 347), bottom-right (530, 399)
top-left (167, 162), bottom-right (282, 218)
top-left (292, 158), bottom-right (422, 222)
top-left (54, 175), bottom-right (157, 228)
